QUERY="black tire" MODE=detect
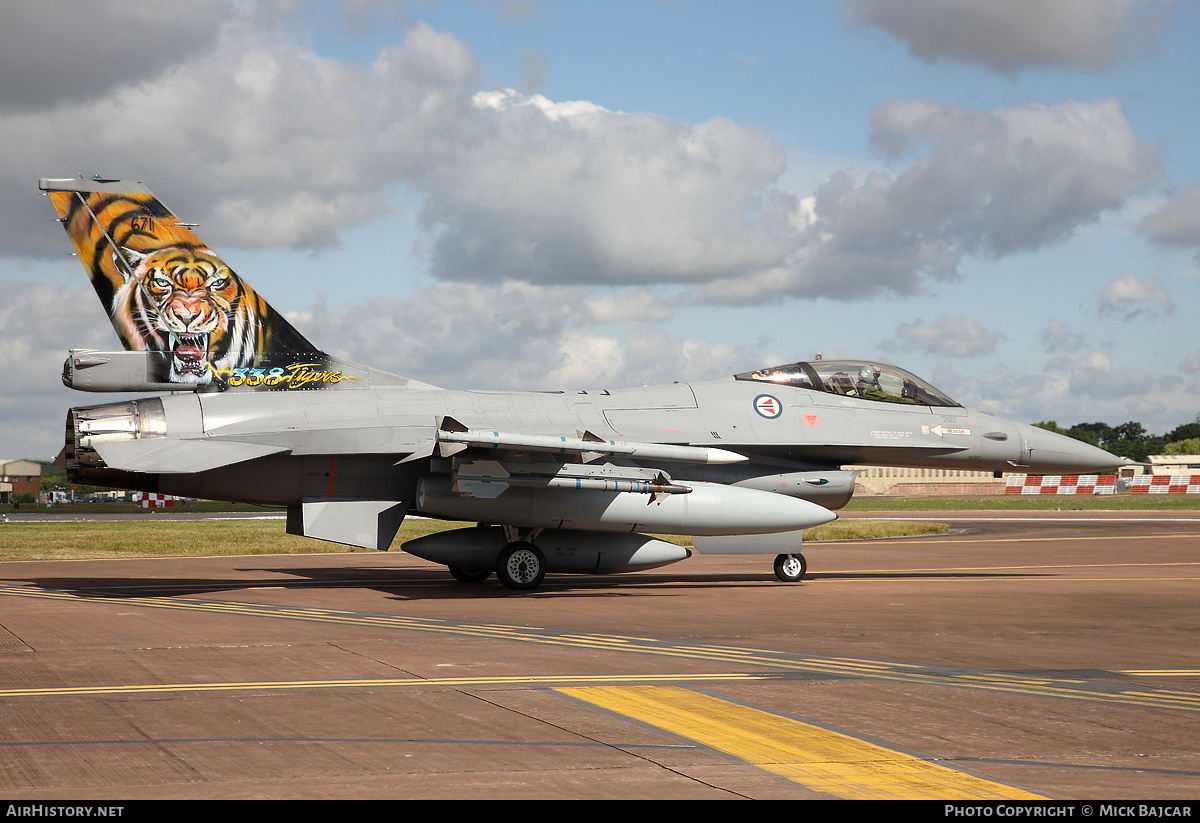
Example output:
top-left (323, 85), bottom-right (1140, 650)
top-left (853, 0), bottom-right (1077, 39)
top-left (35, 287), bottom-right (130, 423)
top-left (773, 553), bottom-right (806, 582)
top-left (449, 566), bottom-right (491, 584)
top-left (496, 542), bottom-right (546, 590)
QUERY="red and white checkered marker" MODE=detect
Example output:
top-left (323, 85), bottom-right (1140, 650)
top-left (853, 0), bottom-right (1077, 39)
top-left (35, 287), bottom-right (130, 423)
top-left (1004, 475), bottom-right (1117, 495)
top-left (133, 492), bottom-right (174, 508)
top-left (1129, 475), bottom-right (1200, 494)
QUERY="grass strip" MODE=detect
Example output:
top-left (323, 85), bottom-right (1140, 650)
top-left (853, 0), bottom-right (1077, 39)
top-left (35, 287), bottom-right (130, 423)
top-left (0, 517), bottom-right (946, 562)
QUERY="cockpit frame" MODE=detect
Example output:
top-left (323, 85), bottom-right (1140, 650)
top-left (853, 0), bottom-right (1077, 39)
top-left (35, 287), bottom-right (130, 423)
top-left (735, 360), bottom-right (961, 408)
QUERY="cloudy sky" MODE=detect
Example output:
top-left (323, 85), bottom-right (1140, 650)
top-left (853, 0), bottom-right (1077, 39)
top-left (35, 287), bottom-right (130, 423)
top-left (2, 0), bottom-right (1199, 460)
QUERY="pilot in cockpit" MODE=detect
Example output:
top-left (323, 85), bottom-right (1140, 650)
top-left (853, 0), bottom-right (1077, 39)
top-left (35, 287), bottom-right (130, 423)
top-left (855, 365), bottom-right (889, 400)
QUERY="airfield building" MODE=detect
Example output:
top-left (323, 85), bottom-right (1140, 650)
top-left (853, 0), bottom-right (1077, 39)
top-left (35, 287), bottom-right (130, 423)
top-left (0, 459), bottom-right (41, 503)
top-left (1145, 455), bottom-right (1200, 475)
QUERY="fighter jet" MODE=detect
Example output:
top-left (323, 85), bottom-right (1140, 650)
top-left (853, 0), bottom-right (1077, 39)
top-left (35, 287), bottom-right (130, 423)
top-left (42, 177), bottom-right (1125, 590)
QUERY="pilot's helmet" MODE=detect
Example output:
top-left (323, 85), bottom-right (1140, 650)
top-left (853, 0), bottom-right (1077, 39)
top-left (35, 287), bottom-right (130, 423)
top-left (858, 365), bottom-right (880, 383)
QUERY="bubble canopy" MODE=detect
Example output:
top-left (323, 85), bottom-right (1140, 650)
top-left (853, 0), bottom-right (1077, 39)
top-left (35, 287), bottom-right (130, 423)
top-left (735, 360), bottom-right (960, 408)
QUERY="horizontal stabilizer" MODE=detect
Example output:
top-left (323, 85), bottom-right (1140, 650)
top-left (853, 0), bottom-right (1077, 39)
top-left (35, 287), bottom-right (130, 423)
top-left (91, 438), bottom-right (289, 474)
top-left (288, 499), bottom-right (407, 551)
top-left (63, 350), bottom-right (202, 392)
top-left (40, 177), bottom-right (154, 195)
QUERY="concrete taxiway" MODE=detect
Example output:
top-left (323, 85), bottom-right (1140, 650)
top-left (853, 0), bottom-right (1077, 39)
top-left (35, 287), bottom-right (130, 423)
top-left (0, 510), bottom-right (1197, 799)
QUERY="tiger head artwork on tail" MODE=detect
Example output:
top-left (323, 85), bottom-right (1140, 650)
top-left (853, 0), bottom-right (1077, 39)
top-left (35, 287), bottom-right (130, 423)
top-left (42, 177), bottom-right (328, 390)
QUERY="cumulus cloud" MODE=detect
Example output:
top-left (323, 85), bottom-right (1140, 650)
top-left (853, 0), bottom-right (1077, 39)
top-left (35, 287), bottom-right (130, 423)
top-left (867, 98), bottom-right (1160, 255)
top-left (919, 349), bottom-right (1196, 435)
top-left (419, 90), bottom-right (798, 287)
top-left (0, 14), bottom-right (810, 297)
top-left (1097, 271), bottom-right (1174, 319)
top-left (0, 17), bottom-right (485, 256)
top-left (1040, 320), bottom-right (1088, 353)
top-left (0, 1), bottom-right (233, 111)
top-left (956, 349), bottom-right (1190, 431)
top-left (699, 97), bottom-right (1159, 303)
top-left (842, 0), bottom-right (1170, 75)
top-left (304, 281), bottom-right (753, 392)
top-left (881, 314), bottom-right (1001, 357)
top-left (0, 279), bottom-right (129, 460)
top-left (515, 45), bottom-right (548, 93)
top-left (1138, 184), bottom-right (1200, 252)
top-left (0, 6), bottom-right (1161, 312)
top-left (497, 1), bottom-right (536, 23)
top-left (578, 291), bottom-right (677, 325)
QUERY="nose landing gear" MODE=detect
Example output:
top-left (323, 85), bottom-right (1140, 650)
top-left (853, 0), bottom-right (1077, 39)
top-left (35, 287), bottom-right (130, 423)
top-left (773, 553), bottom-right (807, 582)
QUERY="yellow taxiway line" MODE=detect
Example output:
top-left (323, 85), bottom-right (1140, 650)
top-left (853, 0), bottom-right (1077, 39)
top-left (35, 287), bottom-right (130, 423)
top-left (558, 685), bottom-right (1045, 800)
top-left (0, 672), bottom-right (760, 699)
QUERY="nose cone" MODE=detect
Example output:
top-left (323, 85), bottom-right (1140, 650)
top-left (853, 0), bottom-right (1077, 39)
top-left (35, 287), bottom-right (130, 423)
top-left (1018, 424), bottom-right (1128, 474)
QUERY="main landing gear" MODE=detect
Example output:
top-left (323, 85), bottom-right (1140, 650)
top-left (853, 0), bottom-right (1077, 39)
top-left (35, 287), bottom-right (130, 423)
top-left (444, 525), bottom-right (548, 591)
top-left (773, 552), bottom-right (807, 582)
top-left (496, 541), bottom-right (546, 590)
top-left (446, 541), bottom-right (545, 590)
top-left (448, 566), bottom-right (491, 584)
top-left (444, 530), bottom-right (805, 589)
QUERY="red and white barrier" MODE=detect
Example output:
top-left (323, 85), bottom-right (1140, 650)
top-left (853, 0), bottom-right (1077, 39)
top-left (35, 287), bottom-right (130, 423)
top-left (1129, 475), bottom-right (1200, 494)
top-left (134, 492), bottom-right (174, 508)
top-left (1004, 475), bottom-right (1117, 495)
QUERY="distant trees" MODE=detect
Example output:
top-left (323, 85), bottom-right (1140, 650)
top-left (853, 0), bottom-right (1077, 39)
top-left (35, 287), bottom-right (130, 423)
top-left (1033, 416), bottom-right (1200, 463)
top-left (1163, 438), bottom-right (1200, 455)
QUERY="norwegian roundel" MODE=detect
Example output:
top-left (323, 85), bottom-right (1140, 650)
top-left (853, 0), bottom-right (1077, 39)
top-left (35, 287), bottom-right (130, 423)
top-left (753, 394), bottom-right (783, 419)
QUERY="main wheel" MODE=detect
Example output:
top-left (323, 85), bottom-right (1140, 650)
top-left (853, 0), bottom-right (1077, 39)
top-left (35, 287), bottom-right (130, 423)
top-left (774, 553), bottom-right (806, 582)
top-left (449, 566), bottom-right (491, 584)
top-left (496, 542), bottom-right (546, 590)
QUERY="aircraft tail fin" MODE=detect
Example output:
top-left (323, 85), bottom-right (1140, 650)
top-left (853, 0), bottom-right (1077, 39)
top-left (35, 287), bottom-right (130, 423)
top-left (41, 176), bottom-right (335, 391)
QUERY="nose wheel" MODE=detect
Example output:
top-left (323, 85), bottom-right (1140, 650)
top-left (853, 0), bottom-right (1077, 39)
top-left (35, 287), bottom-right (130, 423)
top-left (497, 541), bottom-right (546, 590)
top-left (773, 553), bottom-right (807, 582)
